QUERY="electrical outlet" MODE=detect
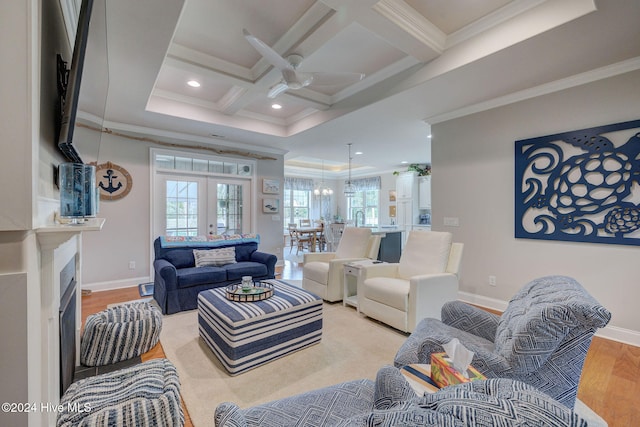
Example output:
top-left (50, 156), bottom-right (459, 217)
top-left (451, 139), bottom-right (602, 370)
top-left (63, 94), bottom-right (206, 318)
top-left (443, 217), bottom-right (460, 227)
top-left (489, 275), bottom-right (497, 286)
top-left (129, 261), bottom-right (136, 270)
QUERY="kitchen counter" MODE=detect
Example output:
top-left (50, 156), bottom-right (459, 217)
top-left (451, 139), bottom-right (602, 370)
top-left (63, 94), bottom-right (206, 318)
top-left (357, 227), bottom-right (402, 262)
top-left (361, 226), bottom-right (401, 235)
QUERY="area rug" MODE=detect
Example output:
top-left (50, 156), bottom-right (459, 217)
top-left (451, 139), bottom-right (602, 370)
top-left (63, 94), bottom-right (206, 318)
top-left (159, 282), bottom-right (606, 427)
top-left (138, 282), bottom-right (154, 297)
top-left (159, 287), bottom-right (407, 427)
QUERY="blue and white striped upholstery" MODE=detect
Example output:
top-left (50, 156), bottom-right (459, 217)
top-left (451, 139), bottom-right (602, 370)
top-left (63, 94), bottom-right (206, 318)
top-left (394, 275), bottom-right (611, 408)
top-left (57, 358), bottom-right (183, 427)
top-left (214, 365), bottom-right (588, 426)
top-left (80, 301), bottom-right (162, 366)
top-left (198, 279), bottom-right (323, 375)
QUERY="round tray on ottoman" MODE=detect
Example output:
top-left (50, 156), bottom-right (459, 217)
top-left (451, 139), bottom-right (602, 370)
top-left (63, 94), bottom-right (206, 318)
top-left (225, 282), bottom-right (274, 302)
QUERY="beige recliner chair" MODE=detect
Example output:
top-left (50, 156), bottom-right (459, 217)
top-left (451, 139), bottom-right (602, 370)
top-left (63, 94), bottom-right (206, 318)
top-left (302, 227), bottom-right (379, 302)
top-left (358, 230), bottom-right (463, 333)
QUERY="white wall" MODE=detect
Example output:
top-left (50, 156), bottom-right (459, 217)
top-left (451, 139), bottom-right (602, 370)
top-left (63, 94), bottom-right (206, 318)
top-left (75, 130), bottom-right (285, 289)
top-left (431, 69), bottom-right (640, 339)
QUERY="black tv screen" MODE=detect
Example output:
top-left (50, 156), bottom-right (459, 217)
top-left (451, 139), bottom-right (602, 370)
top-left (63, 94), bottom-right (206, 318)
top-left (57, 0), bottom-right (94, 163)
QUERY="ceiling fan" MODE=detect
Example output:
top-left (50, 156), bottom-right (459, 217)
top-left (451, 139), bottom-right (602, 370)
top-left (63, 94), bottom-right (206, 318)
top-left (242, 29), bottom-right (366, 98)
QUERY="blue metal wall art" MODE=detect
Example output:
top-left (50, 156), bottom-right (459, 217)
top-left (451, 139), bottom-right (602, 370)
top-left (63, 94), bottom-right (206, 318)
top-left (515, 119), bottom-right (640, 246)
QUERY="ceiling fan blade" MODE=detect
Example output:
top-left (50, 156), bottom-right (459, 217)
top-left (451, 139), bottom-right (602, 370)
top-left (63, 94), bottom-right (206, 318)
top-left (242, 29), bottom-right (293, 71)
top-left (308, 71), bottom-right (365, 87)
top-left (267, 81), bottom-right (290, 98)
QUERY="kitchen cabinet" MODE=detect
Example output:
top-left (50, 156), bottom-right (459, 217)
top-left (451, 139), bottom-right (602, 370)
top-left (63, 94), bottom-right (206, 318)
top-left (419, 176), bottom-right (431, 209)
top-left (396, 172), bottom-right (417, 199)
top-left (395, 173), bottom-right (419, 239)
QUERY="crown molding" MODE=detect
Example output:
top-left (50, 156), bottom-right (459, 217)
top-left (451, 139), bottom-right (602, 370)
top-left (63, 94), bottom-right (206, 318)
top-left (446, 0), bottom-right (547, 48)
top-left (426, 56), bottom-right (640, 125)
top-left (373, 0), bottom-right (446, 53)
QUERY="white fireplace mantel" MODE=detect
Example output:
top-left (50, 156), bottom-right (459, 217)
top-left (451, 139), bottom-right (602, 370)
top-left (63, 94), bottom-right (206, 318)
top-left (34, 217), bottom-right (104, 427)
top-left (36, 218), bottom-right (105, 247)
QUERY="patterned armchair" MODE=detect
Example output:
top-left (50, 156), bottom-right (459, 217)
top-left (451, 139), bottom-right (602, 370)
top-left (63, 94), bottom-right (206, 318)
top-left (214, 365), bottom-right (588, 426)
top-left (394, 275), bottom-right (611, 409)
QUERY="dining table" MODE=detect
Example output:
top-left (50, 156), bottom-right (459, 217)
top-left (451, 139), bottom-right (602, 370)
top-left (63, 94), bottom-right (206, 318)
top-left (295, 226), bottom-right (324, 252)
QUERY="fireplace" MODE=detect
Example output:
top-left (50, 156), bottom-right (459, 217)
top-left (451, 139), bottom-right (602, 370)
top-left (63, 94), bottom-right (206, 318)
top-left (34, 217), bottom-right (104, 426)
top-left (59, 257), bottom-right (77, 396)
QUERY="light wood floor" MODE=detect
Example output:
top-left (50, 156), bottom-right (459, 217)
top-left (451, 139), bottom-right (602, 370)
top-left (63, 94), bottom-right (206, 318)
top-left (81, 258), bottom-right (639, 427)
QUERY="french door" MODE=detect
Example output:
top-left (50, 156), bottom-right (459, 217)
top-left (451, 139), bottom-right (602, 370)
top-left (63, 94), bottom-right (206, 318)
top-left (154, 172), bottom-right (251, 237)
top-left (207, 177), bottom-right (250, 236)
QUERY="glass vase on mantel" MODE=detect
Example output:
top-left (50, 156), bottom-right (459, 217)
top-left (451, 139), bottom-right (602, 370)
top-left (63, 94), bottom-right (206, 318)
top-left (59, 163), bottom-right (98, 224)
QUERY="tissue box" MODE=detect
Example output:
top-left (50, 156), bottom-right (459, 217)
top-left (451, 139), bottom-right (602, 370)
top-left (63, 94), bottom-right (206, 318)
top-left (430, 352), bottom-right (486, 388)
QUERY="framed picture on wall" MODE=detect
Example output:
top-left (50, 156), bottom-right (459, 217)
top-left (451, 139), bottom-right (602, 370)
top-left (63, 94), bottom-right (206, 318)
top-left (389, 205), bottom-right (396, 217)
top-left (263, 198), bottom-right (279, 213)
top-left (262, 179), bottom-right (280, 194)
top-left (389, 190), bottom-right (396, 202)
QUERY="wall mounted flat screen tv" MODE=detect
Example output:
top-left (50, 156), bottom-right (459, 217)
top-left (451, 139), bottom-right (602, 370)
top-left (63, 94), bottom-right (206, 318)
top-left (57, 0), bottom-right (95, 163)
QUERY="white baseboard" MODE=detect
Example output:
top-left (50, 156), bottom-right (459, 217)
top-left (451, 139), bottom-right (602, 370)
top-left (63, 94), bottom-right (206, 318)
top-left (82, 276), bottom-right (151, 293)
top-left (458, 291), bottom-right (509, 312)
top-left (458, 291), bottom-right (640, 348)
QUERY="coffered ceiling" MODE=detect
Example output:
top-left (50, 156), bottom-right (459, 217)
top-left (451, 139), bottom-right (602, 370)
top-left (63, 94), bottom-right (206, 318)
top-left (79, 0), bottom-right (640, 177)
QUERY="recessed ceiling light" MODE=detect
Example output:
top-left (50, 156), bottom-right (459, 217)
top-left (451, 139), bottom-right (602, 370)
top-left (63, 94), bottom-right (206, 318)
top-left (427, 134), bottom-right (432, 138)
top-left (271, 103), bottom-right (282, 109)
top-left (401, 161), bottom-right (408, 164)
top-left (355, 151), bottom-right (363, 155)
top-left (187, 80), bottom-right (201, 88)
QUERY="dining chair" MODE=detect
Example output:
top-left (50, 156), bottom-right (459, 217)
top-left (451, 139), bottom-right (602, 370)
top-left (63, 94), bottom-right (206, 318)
top-left (314, 224), bottom-right (326, 252)
top-left (293, 229), bottom-right (311, 255)
top-left (299, 218), bottom-right (311, 227)
top-left (287, 223), bottom-right (298, 253)
top-left (327, 223), bottom-right (345, 252)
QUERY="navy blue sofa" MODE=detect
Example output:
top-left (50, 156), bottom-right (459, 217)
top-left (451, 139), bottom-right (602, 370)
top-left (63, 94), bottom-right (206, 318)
top-left (153, 237), bottom-right (277, 314)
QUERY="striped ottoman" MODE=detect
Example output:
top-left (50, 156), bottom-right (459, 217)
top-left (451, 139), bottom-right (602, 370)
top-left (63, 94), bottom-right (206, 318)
top-left (81, 301), bottom-right (162, 366)
top-left (198, 279), bottom-right (323, 375)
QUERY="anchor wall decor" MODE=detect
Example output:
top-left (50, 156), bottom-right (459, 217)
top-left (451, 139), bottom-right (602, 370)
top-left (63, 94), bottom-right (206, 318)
top-left (94, 161), bottom-right (132, 201)
top-left (515, 119), bottom-right (640, 247)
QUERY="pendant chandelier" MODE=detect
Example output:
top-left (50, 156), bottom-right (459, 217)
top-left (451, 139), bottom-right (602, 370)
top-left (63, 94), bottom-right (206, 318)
top-left (313, 160), bottom-right (333, 196)
top-left (344, 143), bottom-right (355, 197)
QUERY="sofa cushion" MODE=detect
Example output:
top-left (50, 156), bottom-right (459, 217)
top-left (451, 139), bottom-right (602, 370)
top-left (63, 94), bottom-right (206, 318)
top-left (164, 249), bottom-right (195, 269)
top-left (225, 262), bottom-right (268, 282)
top-left (363, 277), bottom-right (409, 310)
top-left (176, 266), bottom-right (227, 289)
top-left (194, 248), bottom-right (237, 267)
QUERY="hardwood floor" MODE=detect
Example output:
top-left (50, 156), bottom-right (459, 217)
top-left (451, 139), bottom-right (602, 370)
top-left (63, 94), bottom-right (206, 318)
top-left (81, 259), bottom-right (639, 427)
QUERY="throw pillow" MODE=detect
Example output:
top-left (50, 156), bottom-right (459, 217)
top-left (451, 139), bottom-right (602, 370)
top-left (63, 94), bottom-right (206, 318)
top-left (193, 247), bottom-right (237, 267)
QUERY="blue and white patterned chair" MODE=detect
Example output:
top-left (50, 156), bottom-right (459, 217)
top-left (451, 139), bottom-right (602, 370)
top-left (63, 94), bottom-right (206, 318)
top-left (214, 365), bottom-right (588, 426)
top-left (394, 275), bottom-right (611, 409)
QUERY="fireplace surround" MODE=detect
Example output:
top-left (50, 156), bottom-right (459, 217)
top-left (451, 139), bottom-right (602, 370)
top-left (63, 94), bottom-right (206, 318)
top-left (35, 217), bottom-right (104, 426)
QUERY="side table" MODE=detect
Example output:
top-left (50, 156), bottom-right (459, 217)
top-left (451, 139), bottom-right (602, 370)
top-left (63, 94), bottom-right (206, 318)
top-left (343, 259), bottom-right (385, 312)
